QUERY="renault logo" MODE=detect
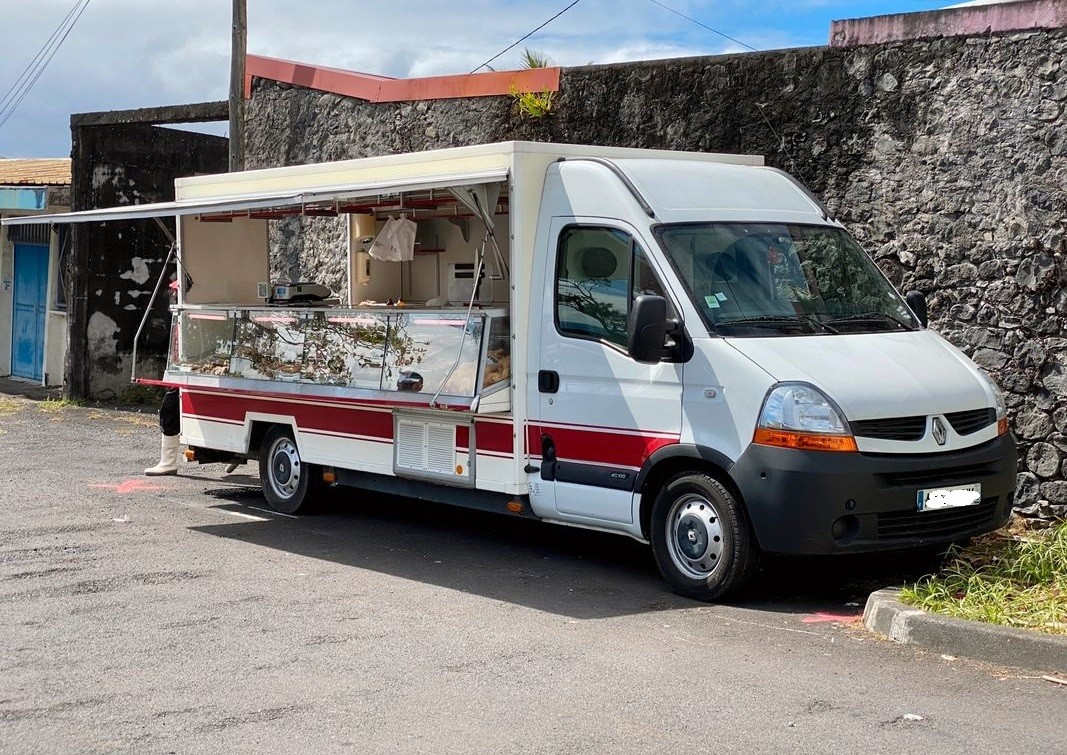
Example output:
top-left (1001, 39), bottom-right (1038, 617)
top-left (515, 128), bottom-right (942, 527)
top-left (932, 416), bottom-right (948, 446)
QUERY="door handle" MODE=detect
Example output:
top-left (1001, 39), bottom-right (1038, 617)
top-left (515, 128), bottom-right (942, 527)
top-left (538, 370), bottom-right (559, 393)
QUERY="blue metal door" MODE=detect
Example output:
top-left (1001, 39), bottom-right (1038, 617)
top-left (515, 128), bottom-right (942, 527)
top-left (12, 243), bottom-right (49, 380)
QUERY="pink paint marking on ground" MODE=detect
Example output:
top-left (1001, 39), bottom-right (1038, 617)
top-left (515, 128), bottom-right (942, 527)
top-left (88, 479), bottom-right (165, 494)
top-left (801, 611), bottom-right (863, 624)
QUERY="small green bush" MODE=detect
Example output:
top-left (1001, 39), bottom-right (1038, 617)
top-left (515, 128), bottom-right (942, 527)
top-left (900, 522), bottom-right (1067, 635)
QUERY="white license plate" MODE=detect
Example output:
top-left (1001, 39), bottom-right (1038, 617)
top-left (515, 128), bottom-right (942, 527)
top-left (916, 483), bottom-right (981, 511)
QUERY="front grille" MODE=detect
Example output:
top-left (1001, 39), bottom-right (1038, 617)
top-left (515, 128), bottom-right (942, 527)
top-left (879, 462), bottom-right (994, 488)
top-left (945, 408), bottom-right (996, 436)
top-left (852, 416), bottom-right (926, 441)
top-left (877, 497), bottom-right (999, 540)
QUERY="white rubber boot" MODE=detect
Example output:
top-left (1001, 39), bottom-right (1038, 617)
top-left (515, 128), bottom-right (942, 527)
top-left (144, 435), bottom-right (181, 476)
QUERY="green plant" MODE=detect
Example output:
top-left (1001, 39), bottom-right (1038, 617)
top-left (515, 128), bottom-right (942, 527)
top-left (510, 47), bottom-right (555, 119)
top-left (900, 521), bottom-right (1067, 635)
top-left (37, 397), bottom-right (84, 413)
top-left (511, 86), bottom-right (555, 119)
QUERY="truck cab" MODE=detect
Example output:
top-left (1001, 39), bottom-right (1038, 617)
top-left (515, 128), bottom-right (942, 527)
top-left (527, 156), bottom-right (1015, 599)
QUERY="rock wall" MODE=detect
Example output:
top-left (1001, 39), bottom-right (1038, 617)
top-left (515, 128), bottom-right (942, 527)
top-left (70, 124), bottom-right (229, 400)
top-left (245, 27), bottom-right (1067, 516)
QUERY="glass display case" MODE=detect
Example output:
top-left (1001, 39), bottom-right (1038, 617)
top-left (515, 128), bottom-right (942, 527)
top-left (169, 305), bottom-right (510, 407)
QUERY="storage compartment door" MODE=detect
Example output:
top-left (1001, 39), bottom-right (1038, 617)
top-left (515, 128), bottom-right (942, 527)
top-left (393, 413), bottom-right (473, 487)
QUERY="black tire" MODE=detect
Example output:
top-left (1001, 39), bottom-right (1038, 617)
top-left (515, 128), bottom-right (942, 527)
top-left (650, 471), bottom-right (760, 601)
top-left (258, 426), bottom-right (321, 514)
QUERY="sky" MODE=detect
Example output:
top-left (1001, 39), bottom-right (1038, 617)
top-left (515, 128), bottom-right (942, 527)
top-left (0, 1), bottom-right (974, 158)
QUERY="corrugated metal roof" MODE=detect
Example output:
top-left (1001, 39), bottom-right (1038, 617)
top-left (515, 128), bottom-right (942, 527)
top-left (0, 158), bottom-right (71, 186)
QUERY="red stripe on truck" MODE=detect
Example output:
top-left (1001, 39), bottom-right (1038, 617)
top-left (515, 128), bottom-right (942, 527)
top-left (527, 423), bottom-right (678, 469)
top-left (182, 390), bottom-right (394, 440)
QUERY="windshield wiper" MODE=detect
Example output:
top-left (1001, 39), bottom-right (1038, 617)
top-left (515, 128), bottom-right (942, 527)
top-left (827, 312), bottom-right (913, 331)
top-left (717, 315), bottom-right (836, 334)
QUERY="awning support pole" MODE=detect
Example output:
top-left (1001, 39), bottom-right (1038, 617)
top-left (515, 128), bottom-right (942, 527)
top-left (130, 240), bottom-right (177, 384)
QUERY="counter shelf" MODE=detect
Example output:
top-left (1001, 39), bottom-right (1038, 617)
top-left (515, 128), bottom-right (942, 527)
top-left (168, 305), bottom-right (511, 409)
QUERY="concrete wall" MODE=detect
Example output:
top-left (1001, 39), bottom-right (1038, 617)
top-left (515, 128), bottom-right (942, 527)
top-left (244, 27), bottom-right (1067, 515)
top-left (70, 124), bottom-right (228, 400)
top-left (830, 0), bottom-right (1067, 47)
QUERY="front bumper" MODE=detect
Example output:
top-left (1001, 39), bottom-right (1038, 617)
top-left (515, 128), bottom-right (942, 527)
top-left (729, 434), bottom-right (1017, 555)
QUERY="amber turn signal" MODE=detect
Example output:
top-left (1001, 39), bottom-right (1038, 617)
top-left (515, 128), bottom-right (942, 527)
top-left (183, 448), bottom-right (196, 462)
top-left (997, 417), bottom-right (1009, 436)
top-left (506, 500), bottom-right (525, 513)
top-left (322, 469), bottom-right (337, 484)
top-left (753, 427), bottom-right (858, 453)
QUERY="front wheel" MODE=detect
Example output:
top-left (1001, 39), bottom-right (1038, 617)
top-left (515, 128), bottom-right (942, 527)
top-left (259, 426), bottom-right (320, 514)
top-left (650, 471), bottom-right (759, 601)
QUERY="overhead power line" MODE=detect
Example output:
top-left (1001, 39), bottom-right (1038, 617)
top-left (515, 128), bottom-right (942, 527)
top-left (645, 0), bottom-right (758, 52)
top-left (0, 0), bottom-right (93, 132)
top-left (470, 0), bottom-right (586, 73)
top-left (0, 0), bottom-right (83, 113)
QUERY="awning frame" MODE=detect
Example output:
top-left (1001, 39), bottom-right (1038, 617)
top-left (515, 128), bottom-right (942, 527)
top-left (0, 168), bottom-right (510, 226)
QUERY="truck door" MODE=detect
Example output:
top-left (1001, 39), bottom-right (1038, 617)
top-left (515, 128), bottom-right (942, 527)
top-left (532, 217), bottom-right (682, 526)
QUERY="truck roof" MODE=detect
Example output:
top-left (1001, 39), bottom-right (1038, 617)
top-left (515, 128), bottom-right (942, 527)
top-left (173, 141), bottom-right (764, 202)
top-left (610, 159), bottom-right (830, 224)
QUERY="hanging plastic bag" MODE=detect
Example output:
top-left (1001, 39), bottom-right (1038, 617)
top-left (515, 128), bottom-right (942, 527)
top-left (368, 215), bottom-right (417, 262)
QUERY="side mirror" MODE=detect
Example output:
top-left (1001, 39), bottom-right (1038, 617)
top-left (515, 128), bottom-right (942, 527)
top-left (628, 295), bottom-right (677, 363)
top-left (905, 290), bottom-right (928, 328)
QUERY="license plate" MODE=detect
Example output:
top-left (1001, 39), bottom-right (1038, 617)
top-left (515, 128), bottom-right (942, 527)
top-left (916, 483), bottom-right (981, 511)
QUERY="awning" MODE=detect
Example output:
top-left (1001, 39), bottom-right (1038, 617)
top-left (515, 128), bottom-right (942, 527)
top-left (0, 167), bottom-right (509, 226)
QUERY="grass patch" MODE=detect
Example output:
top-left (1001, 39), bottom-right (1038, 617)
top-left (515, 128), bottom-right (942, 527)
top-left (900, 521), bottom-right (1067, 635)
top-left (37, 397), bottom-right (85, 413)
top-left (0, 397), bottom-right (22, 416)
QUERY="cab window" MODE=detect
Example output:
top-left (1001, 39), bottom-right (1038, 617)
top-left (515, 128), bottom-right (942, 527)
top-left (555, 226), bottom-right (667, 347)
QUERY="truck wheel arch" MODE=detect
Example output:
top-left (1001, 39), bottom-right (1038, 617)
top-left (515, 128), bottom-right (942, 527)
top-left (635, 444), bottom-right (739, 540)
top-left (244, 415), bottom-right (302, 458)
top-left (248, 419), bottom-right (291, 457)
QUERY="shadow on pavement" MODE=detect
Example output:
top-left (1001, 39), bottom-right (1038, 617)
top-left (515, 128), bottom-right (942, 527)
top-left (0, 376), bottom-right (62, 401)
top-left (190, 482), bottom-right (931, 621)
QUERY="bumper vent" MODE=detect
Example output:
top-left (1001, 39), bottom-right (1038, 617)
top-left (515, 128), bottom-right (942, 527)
top-left (945, 408), bottom-right (996, 436)
top-left (879, 462), bottom-right (994, 488)
top-left (852, 416), bottom-right (926, 441)
top-left (876, 498), bottom-right (999, 540)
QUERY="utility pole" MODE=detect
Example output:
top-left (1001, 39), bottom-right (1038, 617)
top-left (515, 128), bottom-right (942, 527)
top-left (229, 0), bottom-right (246, 172)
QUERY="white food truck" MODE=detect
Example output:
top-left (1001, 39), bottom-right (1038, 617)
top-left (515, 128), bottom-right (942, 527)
top-left (8, 142), bottom-right (1017, 600)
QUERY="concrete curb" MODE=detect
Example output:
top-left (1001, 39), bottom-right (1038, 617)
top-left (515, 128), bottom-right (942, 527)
top-left (863, 588), bottom-right (1067, 673)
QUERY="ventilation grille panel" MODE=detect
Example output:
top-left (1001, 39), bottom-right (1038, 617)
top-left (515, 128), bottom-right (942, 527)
top-left (396, 420), bottom-right (427, 470)
top-left (393, 416), bottom-right (468, 484)
top-left (426, 424), bottom-right (457, 475)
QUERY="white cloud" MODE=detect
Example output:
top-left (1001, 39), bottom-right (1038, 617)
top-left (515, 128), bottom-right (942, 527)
top-left (0, 0), bottom-right (821, 157)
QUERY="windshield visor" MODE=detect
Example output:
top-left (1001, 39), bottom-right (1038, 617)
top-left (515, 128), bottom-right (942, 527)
top-left (655, 223), bottom-right (918, 336)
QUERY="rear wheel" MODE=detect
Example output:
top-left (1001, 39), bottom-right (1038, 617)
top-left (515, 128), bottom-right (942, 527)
top-left (650, 471), bottom-right (759, 601)
top-left (259, 426), bottom-right (321, 514)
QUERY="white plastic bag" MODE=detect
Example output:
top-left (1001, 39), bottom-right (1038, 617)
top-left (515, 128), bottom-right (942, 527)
top-left (368, 215), bottom-right (416, 262)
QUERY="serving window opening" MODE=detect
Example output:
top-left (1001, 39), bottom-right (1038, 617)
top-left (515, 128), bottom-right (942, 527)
top-left (169, 179), bottom-right (512, 411)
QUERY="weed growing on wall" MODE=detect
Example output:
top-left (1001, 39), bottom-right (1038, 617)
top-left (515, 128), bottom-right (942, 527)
top-left (510, 48), bottom-right (554, 119)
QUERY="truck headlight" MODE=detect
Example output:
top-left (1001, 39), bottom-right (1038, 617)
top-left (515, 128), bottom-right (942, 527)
top-left (977, 370), bottom-right (1009, 435)
top-left (754, 383), bottom-right (857, 452)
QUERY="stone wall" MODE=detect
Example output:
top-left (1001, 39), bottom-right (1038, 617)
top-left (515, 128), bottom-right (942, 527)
top-left (70, 124), bottom-right (229, 400)
top-left (244, 27), bottom-right (1067, 516)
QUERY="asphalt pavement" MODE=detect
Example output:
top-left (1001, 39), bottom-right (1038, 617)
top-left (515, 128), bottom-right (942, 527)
top-left (0, 394), bottom-right (1062, 754)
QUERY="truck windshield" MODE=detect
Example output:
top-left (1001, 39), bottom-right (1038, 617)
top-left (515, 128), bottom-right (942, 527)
top-left (655, 222), bottom-right (918, 336)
